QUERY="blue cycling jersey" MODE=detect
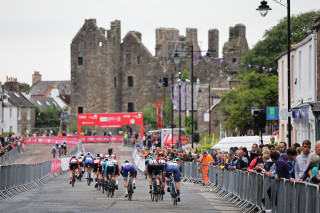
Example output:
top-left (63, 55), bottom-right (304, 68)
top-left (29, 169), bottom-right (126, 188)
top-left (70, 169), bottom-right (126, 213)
top-left (83, 155), bottom-right (94, 163)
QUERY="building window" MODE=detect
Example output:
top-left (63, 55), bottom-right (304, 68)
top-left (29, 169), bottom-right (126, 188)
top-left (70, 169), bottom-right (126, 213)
top-left (99, 41), bottom-right (102, 47)
top-left (27, 108), bottom-right (30, 120)
top-left (17, 107), bottom-right (21, 120)
top-left (232, 58), bottom-right (236, 63)
top-left (78, 106), bottom-right (83, 114)
top-left (126, 52), bottom-right (131, 65)
top-left (128, 102), bottom-right (134, 112)
top-left (10, 108), bottom-right (12, 119)
top-left (78, 57), bottom-right (83, 65)
top-left (114, 77), bottom-right (117, 88)
top-left (128, 76), bottom-right (134, 87)
top-left (137, 56), bottom-right (142, 64)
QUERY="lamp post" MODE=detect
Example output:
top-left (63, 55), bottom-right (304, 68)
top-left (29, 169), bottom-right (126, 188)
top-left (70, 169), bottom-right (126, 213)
top-left (257, 0), bottom-right (291, 147)
top-left (174, 52), bottom-right (182, 152)
top-left (175, 45), bottom-right (211, 149)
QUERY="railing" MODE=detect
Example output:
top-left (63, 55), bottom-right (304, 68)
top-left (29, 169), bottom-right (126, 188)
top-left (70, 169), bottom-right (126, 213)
top-left (182, 162), bottom-right (320, 212)
top-left (0, 145), bottom-right (23, 166)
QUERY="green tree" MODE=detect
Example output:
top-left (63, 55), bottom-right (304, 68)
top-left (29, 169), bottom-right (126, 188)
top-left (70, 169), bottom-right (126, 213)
top-left (239, 10), bottom-right (320, 75)
top-left (36, 105), bottom-right (61, 127)
top-left (221, 72), bottom-right (278, 135)
top-left (19, 82), bottom-right (31, 92)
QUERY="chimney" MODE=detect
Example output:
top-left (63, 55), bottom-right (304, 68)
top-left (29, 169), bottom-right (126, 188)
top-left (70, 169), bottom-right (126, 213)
top-left (5, 76), bottom-right (19, 91)
top-left (208, 29), bottom-right (219, 58)
top-left (32, 71), bottom-right (42, 85)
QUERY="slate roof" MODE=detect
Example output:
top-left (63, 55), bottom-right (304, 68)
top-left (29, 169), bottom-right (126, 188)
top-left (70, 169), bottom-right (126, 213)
top-left (30, 81), bottom-right (71, 96)
top-left (5, 88), bottom-right (34, 108)
top-left (30, 97), bottom-right (62, 111)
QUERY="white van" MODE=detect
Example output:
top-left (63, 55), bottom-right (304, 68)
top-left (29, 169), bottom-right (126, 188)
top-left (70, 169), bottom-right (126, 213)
top-left (211, 136), bottom-right (272, 152)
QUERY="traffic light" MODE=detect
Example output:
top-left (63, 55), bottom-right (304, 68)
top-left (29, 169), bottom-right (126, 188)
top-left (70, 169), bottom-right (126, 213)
top-left (253, 109), bottom-right (266, 129)
top-left (193, 132), bottom-right (200, 142)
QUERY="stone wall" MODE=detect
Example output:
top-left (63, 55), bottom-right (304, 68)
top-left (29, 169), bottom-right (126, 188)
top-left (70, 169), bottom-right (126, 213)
top-left (19, 107), bottom-right (36, 134)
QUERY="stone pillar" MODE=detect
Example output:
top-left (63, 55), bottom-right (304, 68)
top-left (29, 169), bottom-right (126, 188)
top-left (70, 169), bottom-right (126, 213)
top-left (208, 29), bottom-right (219, 58)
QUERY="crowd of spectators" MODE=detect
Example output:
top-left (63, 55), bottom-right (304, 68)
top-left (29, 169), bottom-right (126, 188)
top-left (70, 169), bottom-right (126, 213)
top-left (0, 133), bottom-right (24, 158)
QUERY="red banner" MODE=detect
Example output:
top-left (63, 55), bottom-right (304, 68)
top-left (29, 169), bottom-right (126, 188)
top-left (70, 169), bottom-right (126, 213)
top-left (24, 137), bottom-right (78, 145)
top-left (161, 99), bottom-right (163, 128)
top-left (155, 100), bottom-right (159, 128)
top-left (80, 136), bottom-right (124, 143)
top-left (51, 159), bottom-right (61, 173)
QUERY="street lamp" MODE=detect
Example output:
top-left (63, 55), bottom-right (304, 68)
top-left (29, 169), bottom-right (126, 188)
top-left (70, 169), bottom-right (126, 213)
top-left (257, 0), bottom-right (292, 147)
top-left (174, 51), bottom-right (183, 152)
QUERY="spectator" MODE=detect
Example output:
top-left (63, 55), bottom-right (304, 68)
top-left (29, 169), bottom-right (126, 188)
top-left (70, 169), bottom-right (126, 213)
top-left (294, 140), bottom-right (311, 181)
top-left (269, 136), bottom-right (278, 147)
top-left (233, 149), bottom-right (248, 170)
top-left (270, 151), bottom-right (292, 180)
top-left (292, 142), bottom-right (301, 151)
top-left (199, 149), bottom-right (214, 185)
top-left (296, 147), bottom-right (302, 155)
top-left (278, 142), bottom-right (287, 154)
top-left (286, 148), bottom-right (297, 183)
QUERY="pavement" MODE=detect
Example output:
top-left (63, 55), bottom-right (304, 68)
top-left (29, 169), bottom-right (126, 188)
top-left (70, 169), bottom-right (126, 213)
top-left (1, 143), bottom-right (243, 213)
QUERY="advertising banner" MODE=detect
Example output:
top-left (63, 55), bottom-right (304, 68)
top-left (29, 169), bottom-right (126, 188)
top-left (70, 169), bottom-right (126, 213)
top-left (24, 137), bottom-right (78, 145)
top-left (51, 159), bottom-right (61, 173)
top-left (79, 136), bottom-right (124, 143)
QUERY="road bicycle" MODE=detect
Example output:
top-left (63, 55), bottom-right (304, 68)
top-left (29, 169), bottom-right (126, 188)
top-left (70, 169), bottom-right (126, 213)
top-left (151, 176), bottom-right (160, 202)
top-left (127, 172), bottom-right (134, 201)
top-left (71, 166), bottom-right (77, 187)
top-left (168, 172), bottom-right (178, 205)
top-left (87, 165), bottom-right (92, 186)
top-left (106, 174), bottom-right (115, 198)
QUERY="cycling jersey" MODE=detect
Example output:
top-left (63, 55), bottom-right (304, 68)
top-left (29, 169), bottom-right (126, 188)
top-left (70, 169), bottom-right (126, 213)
top-left (145, 156), bottom-right (153, 167)
top-left (157, 157), bottom-right (167, 172)
top-left (120, 163), bottom-right (137, 179)
top-left (148, 159), bottom-right (159, 176)
top-left (69, 158), bottom-right (79, 170)
top-left (93, 158), bottom-right (101, 173)
top-left (164, 161), bottom-right (180, 182)
top-left (102, 160), bottom-right (115, 175)
top-left (84, 154), bottom-right (94, 167)
top-left (52, 147), bottom-right (56, 153)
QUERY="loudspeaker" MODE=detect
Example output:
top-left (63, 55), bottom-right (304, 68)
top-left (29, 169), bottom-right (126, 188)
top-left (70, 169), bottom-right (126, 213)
top-left (163, 77), bottom-right (168, 87)
top-left (193, 132), bottom-right (200, 142)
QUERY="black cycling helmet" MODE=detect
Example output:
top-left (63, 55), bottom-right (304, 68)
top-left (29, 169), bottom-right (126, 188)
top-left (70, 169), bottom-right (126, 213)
top-left (108, 148), bottom-right (113, 156)
top-left (124, 160), bottom-right (129, 163)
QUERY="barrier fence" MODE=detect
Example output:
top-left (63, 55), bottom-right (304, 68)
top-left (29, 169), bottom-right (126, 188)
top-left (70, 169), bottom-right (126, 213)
top-left (0, 145), bottom-right (23, 166)
top-left (181, 162), bottom-right (320, 213)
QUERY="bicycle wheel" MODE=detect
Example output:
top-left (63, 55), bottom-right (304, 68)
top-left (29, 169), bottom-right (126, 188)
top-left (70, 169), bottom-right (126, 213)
top-left (102, 180), bottom-right (105, 194)
top-left (128, 179), bottom-right (132, 201)
top-left (174, 197), bottom-right (177, 205)
top-left (87, 172), bottom-right (90, 186)
top-left (110, 180), bottom-right (115, 198)
top-left (72, 171), bottom-right (75, 187)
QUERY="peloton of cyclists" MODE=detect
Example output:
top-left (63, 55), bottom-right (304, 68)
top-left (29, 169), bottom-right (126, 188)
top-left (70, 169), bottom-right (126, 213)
top-left (120, 160), bottom-right (137, 197)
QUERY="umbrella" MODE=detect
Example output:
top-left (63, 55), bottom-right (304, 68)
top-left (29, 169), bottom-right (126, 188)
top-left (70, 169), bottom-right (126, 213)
top-left (164, 135), bottom-right (188, 147)
top-left (272, 130), bottom-right (279, 135)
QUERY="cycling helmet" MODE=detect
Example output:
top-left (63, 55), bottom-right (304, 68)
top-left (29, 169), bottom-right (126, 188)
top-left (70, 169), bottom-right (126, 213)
top-left (124, 160), bottom-right (129, 164)
top-left (72, 156), bottom-right (76, 158)
top-left (96, 153), bottom-right (100, 158)
top-left (158, 151), bottom-right (165, 157)
top-left (52, 146), bottom-right (55, 149)
top-left (86, 152), bottom-right (91, 155)
top-left (100, 153), bottom-right (104, 158)
top-left (108, 148), bottom-right (113, 155)
top-left (113, 160), bottom-right (117, 164)
top-left (104, 158), bottom-right (108, 162)
top-left (80, 153), bottom-right (84, 156)
top-left (110, 154), bottom-right (115, 159)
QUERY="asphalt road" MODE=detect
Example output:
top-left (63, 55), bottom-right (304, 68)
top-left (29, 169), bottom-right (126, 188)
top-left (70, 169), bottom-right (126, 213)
top-left (1, 143), bottom-right (242, 213)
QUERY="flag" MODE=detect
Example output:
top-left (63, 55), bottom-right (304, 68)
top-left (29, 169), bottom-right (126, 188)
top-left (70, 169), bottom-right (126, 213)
top-left (155, 100), bottom-right (159, 128)
top-left (160, 99), bottom-right (163, 128)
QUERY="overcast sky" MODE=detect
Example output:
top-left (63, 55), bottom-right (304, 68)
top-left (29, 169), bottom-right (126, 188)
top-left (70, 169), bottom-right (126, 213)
top-left (0, 0), bottom-right (319, 85)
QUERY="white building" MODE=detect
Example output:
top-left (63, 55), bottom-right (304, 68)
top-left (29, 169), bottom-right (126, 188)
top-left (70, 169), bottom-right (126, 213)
top-left (278, 33), bottom-right (317, 147)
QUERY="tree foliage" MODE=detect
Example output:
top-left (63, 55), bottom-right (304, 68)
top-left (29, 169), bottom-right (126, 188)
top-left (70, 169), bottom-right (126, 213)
top-left (35, 106), bottom-right (61, 127)
top-left (221, 72), bottom-right (278, 135)
top-left (19, 82), bottom-right (31, 92)
top-left (239, 10), bottom-right (320, 75)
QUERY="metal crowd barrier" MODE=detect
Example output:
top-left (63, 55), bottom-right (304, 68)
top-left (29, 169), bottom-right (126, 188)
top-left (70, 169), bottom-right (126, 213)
top-left (0, 145), bottom-right (22, 166)
top-left (181, 162), bottom-right (320, 212)
top-left (0, 160), bottom-right (53, 199)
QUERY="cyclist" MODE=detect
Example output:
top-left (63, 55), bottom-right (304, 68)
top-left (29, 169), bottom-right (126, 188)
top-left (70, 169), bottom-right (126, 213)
top-left (98, 154), bottom-right (104, 187)
top-left (111, 158), bottom-right (120, 190)
top-left (108, 148), bottom-right (114, 156)
top-left (93, 154), bottom-right (101, 188)
top-left (164, 158), bottom-right (181, 202)
top-left (157, 151), bottom-right (167, 195)
top-left (55, 142), bottom-right (59, 149)
top-left (63, 141), bottom-right (67, 156)
top-left (147, 157), bottom-right (160, 194)
top-left (78, 154), bottom-right (85, 179)
top-left (101, 156), bottom-right (116, 188)
top-left (120, 160), bottom-right (137, 197)
top-left (58, 145), bottom-right (62, 157)
top-left (52, 146), bottom-right (57, 158)
top-left (144, 154), bottom-right (153, 179)
top-left (83, 152), bottom-right (94, 180)
top-left (69, 156), bottom-right (80, 184)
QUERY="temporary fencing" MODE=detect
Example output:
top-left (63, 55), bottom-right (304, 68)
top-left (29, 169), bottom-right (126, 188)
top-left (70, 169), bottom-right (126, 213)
top-left (131, 148), bottom-right (145, 172)
top-left (181, 162), bottom-right (320, 213)
top-left (0, 145), bottom-right (23, 166)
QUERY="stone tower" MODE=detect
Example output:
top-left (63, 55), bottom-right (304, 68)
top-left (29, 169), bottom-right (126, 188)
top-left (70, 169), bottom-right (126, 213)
top-left (208, 29), bottom-right (219, 58)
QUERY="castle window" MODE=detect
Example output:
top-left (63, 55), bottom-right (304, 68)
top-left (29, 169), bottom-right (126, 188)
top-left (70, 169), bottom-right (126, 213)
top-left (99, 41), bottom-right (102, 47)
top-left (126, 52), bottom-right (131, 65)
top-left (78, 57), bottom-right (83, 65)
top-left (128, 76), bottom-right (134, 87)
top-left (137, 56), bottom-right (142, 64)
top-left (232, 58), bottom-right (236, 63)
top-left (128, 102), bottom-right (134, 112)
top-left (114, 77), bottom-right (117, 88)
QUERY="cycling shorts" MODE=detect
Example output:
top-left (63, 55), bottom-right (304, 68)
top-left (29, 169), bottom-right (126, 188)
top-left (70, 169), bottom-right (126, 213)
top-left (69, 163), bottom-right (78, 171)
top-left (79, 161), bottom-right (84, 167)
top-left (63, 146), bottom-right (67, 150)
top-left (122, 169), bottom-right (137, 180)
top-left (147, 164), bottom-right (159, 176)
top-left (165, 166), bottom-right (180, 182)
top-left (114, 164), bottom-right (119, 175)
top-left (158, 164), bottom-right (165, 173)
top-left (104, 165), bottom-right (115, 175)
top-left (85, 161), bottom-right (93, 168)
top-left (93, 163), bottom-right (99, 173)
